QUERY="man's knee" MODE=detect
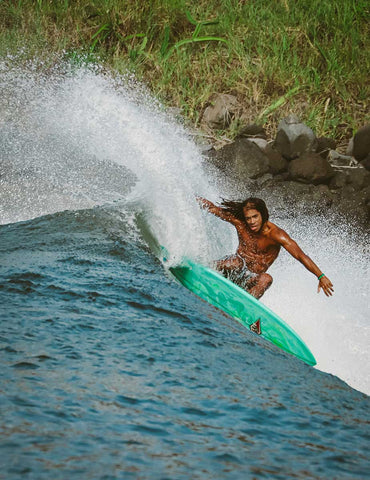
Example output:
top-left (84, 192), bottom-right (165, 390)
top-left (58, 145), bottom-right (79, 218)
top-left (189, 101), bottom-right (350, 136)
top-left (259, 273), bottom-right (273, 288)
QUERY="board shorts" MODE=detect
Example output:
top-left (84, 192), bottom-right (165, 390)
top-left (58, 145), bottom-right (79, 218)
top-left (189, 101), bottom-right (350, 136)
top-left (214, 254), bottom-right (258, 290)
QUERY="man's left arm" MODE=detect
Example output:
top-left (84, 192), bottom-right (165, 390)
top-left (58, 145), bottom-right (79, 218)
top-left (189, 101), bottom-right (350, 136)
top-left (273, 229), bottom-right (334, 297)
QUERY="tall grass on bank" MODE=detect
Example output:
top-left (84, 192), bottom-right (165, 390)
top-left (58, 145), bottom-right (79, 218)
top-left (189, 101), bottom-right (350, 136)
top-left (1, 0), bottom-right (369, 140)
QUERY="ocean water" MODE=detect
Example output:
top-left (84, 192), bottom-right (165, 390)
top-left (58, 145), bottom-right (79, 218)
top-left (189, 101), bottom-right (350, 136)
top-left (1, 59), bottom-right (369, 479)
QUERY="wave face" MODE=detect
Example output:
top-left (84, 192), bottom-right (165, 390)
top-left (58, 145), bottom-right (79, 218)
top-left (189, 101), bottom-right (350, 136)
top-left (1, 60), bottom-right (369, 479)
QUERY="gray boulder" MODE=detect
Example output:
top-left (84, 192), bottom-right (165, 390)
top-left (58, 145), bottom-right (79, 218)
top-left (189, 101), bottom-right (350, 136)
top-left (242, 133), bottom-right (288, 175)
top-left (237, 124), bottom-right (267, 139)
top-left (265, 145), bottom-right (288, 174)
top-left (346, 137), bottom-right (354, 156)
top-left (346, 166), bottom-right (370, 190)
top-left (262, 181), bottom-right (313, 206)
top-left (327, 166), bottom-right (369, 192)
top-left (274, 115), bottom-right (318, 160)
top-left (211, 138), bottom-right (270, 179)
top-left (288, 152), bottom-right (335, 185)
top-left (202, 93), bottom-right (239, 129)
top-left (361, 153), bottom-right (370, 171)
top-left (246, 137), bottom-right (268, 151)
top-left (362, 185), bottom-right (370, 204)
top-left (329, 171), bottom-right (347, 190)
top-left (328, 150), bottom-right (355, 167)
top-left (336, 184), bottom-right (369, 222)
top-left (340, 184), bottom-right (358, 201)
top-left (353, 124), bottom-right (370, 161)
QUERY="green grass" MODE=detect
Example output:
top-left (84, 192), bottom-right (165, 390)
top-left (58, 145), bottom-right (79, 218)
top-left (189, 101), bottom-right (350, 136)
top-left (1, 0), bottom-right (369, 141)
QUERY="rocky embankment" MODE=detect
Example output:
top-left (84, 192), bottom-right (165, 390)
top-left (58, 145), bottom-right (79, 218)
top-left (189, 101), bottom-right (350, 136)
top-left (200, 94), bottom-right (370, 223)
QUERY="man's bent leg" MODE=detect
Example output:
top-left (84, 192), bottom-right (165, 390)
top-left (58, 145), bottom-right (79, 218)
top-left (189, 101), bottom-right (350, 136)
top-left (246, 273), bottom-right (273, 299)
top-left (214, 257), bottom-right (272, 299)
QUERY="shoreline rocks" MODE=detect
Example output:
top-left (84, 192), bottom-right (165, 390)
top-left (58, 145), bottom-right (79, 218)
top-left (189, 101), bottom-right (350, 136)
top-left (201, 114), bottom-right (370, 224)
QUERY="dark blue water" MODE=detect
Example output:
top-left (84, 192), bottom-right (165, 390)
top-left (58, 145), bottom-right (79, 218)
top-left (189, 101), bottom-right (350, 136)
top-left (1, 207), bottom-right (369, 479)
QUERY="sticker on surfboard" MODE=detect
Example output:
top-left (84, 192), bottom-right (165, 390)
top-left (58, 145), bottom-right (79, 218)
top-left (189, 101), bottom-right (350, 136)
top-left (250, 319), bottom-right (262, 335)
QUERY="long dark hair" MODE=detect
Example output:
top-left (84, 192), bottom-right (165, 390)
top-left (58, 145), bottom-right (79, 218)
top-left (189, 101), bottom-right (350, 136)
top-left (220, 197), bottom-right (269, 224)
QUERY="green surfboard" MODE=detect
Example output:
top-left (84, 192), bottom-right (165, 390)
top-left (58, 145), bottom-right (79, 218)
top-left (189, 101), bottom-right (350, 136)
top-left (135, 216), bottom-right (316, 366)
top-left (168, 258), bottom-right (316, 366)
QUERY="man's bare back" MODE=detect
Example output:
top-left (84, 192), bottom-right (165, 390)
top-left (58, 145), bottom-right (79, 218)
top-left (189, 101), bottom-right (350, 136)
top-left (197, 196), bottom-right (334, 299)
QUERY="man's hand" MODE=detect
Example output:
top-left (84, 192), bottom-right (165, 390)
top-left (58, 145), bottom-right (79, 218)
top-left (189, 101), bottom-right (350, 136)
top-left (196, 197), bottom-right (214, 210)
top-left (318, 276), bottom-right (334, 297)
top-left (195, 196), bottom-right (239, 225)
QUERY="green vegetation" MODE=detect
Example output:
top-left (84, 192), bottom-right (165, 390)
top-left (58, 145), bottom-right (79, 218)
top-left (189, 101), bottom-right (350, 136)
top-left (1, 0), bottom-right (369, 141)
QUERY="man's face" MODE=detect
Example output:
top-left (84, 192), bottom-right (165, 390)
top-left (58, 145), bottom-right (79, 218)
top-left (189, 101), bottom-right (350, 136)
top-left (243, 207), bottom-right (263, 233)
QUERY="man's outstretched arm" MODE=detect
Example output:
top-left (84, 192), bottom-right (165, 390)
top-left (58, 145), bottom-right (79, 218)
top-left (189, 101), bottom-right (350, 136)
top-left (196, 197), bottom-right (240, 226)
top-left (273, 229), bottom-right (334, 297)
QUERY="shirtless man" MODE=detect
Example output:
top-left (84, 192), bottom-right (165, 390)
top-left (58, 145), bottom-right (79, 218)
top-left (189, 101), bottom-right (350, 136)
top-left (197, 197), bottom-right (334, 299)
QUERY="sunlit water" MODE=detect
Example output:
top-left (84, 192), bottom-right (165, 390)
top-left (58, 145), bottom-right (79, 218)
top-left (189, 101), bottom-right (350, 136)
top-left (1, 59), bottom-right (369, 479)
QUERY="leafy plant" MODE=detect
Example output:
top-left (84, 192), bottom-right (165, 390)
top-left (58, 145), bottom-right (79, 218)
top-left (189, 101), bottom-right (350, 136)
top-left (90, 23), bottom-right (111, 52)
top-left (120, 33), bottom-right (148, 62)
top-left (257, 86), bottom-right (301, 124)
top-left (161, 9), bottom-right (229, 61)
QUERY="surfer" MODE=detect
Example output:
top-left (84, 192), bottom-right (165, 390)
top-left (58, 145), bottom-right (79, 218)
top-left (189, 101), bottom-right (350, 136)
top-left (197, 197), bottom-right (334, 299)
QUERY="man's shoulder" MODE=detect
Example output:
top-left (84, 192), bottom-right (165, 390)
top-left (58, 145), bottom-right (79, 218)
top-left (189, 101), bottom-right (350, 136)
top-left (265, 222), bottom-right (289, 242)
top-left (264, 221), bottom-right (281, 234)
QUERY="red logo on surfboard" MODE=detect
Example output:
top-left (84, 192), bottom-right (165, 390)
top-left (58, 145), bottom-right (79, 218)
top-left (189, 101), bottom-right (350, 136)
top-left (250, 319), bottom-right (262, 335)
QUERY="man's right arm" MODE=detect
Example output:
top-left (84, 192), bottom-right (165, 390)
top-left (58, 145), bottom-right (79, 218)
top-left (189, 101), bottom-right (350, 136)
top-left (196, 197), bottom-right (239, 225)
